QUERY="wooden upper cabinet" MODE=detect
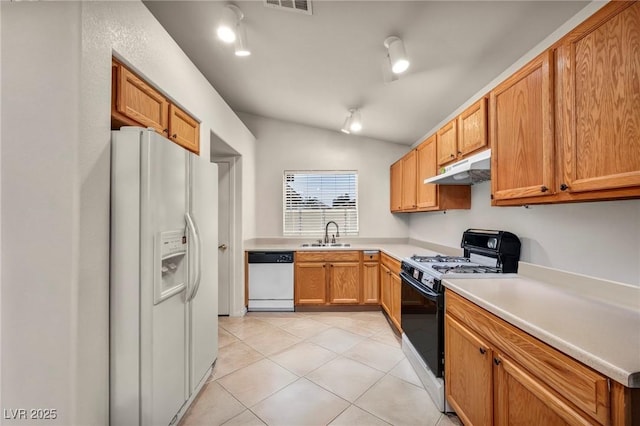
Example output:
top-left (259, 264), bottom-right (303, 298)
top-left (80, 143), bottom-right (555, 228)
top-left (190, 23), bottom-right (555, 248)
top-left (416, 135), bottom-right (438, 209)
top-left (111, 58), bottom-right (200, 155)
top-left (390, 160), bottom-right (403, 212)
top-left (401, 150), bottom-right (417, 210)
top-left (391, 135), bottom-right (470, 213)
top-left (490, 50), bottom-right (555, 202)
top-left (437, 119), bottom-right (458, 166)
top-left (557, 1), bottom-right (640, 195)
top-left (116, 64), bottom-right (169, 134)
top-left (169, 104), bottom-right (200, 154)
top-left (457, 98), bottom-right (488, 157)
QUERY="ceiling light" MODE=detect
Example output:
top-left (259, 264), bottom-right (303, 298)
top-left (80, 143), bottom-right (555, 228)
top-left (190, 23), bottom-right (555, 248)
top-left (341, 109), bottom-right (362, 134)
top-left (217, 4), bottom-right (243, 44)
top-left (234, 23), bottom-right (251, 56)
top-left (349, 109), bottom-right (362, 133)
top-left (384, 36), bottom-right (410, 74)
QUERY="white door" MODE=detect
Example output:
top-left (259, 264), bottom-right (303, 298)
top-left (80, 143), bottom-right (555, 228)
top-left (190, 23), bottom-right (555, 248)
top-left (188, 155), bottom-right (218, 393)
top-left (217, 161), bottom-right (231, 315)
top-left (144, 131), bottom-right (188, 426)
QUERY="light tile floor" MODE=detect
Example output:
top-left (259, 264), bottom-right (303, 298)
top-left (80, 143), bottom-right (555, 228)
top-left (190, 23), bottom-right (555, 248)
top-left (180, 311), bottom-right (462, 426)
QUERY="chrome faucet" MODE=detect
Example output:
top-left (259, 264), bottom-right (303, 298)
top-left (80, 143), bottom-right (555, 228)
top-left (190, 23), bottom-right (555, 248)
top-left (324, 221), bottom-right (340, 244)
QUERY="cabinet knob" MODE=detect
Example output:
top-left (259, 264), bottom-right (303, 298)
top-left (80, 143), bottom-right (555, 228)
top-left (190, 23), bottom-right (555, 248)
top-left (560, 183), bottom-right (569, 191)
top-left (457, 151), bottom-right (462, 155)
top-left (450, 154), bottom-right (455, 158)
top-left (540, 186), bottom-right (549, 193)
top-left (163, 128), bottom-right (168, 134)
top-left (479, 347), bottom-right (486, 355)
top-left (494, 357), bottom-right (501, 366)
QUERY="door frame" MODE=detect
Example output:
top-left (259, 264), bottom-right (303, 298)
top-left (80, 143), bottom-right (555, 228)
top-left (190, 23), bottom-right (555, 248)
top-left (213, 156), bottom-right (242, 316)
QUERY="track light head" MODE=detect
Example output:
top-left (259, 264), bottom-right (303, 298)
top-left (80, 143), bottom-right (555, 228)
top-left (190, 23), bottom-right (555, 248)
top-left (384, 36), bottom-right (410, 74)
top-left (217, 4), bottom-right (244, 44)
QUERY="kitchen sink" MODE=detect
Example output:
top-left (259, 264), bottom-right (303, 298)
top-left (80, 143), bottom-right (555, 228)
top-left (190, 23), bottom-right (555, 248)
top-left (300, 243), bottom-right (351, 248)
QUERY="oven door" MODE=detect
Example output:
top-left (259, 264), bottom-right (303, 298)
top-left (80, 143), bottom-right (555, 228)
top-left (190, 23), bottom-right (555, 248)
top-left (399, 271), bottom-right (443, 378)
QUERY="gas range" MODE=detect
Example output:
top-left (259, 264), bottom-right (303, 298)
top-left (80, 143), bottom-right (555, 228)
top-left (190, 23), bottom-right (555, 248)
top-left (400, 229), bottom-right (522, 294)
top-left (399, 229), bottom-right (521, 413)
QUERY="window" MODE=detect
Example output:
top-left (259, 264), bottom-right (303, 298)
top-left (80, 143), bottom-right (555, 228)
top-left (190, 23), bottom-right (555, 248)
top-left (283, 171), bottom-right (358, 236)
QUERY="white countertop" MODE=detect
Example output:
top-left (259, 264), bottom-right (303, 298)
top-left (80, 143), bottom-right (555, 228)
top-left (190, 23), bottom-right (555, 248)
top-left (244, 239), bottom-right (640, 388)
top-left (443, 270), bottom-right (640, 388)
top-left (243, 240), bottom-right (448, 262)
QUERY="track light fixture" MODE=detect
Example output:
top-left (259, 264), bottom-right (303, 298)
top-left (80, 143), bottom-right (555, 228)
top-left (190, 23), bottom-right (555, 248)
top-left (217, 4), bottom-right (242, 43)
top-left (234, 23), bottom-right (251, 57)
top-left (341, 109), bottom-right (362, 134)
top-left (384, 36), bottom-right (410, 74)
top-left (217, 4), bottom-right (251, 56)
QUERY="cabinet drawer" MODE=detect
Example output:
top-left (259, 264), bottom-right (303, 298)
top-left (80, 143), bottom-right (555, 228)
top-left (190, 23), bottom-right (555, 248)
top-left (380, 252), bottom-right (400, 274)
top-left (446, 291), bottom-right (610, 424)
top-left (362, 251), bottom-right (380, 262)
top-left (296, 251), bottom-right (360, 262)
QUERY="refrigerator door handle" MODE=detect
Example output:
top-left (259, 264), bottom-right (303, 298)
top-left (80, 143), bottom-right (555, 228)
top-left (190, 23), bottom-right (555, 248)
top-left (185, 212), bottom-right (202, 302)
top-left (191, 216), bottom-right (204, 301)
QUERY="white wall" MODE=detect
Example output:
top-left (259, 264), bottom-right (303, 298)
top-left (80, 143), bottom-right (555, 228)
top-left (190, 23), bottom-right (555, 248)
top-left (410, 184), bottom-right (640, 285)
top-left (1, 1), bottom-right (256, 425)
top-left (239, 113), bottom-right (409, 239)
top-left (2, 3), bottom-right (81, 424)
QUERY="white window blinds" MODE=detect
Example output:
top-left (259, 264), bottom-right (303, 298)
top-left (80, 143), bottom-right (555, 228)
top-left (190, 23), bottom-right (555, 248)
top-left (283, 171), bottom-right (359, 236)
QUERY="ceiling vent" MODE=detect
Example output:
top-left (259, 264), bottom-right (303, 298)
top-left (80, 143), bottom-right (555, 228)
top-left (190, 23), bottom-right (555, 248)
top-left (264, 0), bottom-right (312, 15)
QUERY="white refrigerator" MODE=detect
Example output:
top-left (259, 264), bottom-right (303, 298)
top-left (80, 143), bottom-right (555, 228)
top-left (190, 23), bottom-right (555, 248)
top-left (110, 127), bottom-right (218, 425)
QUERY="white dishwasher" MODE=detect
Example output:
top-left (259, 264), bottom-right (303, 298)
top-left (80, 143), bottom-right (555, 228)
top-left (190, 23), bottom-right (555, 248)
top-left (247, 251), bottom-right (294, 311)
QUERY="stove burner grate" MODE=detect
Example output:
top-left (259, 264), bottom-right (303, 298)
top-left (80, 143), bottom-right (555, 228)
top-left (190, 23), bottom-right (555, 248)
top-left (431, 264), bottom-right (501, 274)
top-left (411, 255), bottom-right (471, 263)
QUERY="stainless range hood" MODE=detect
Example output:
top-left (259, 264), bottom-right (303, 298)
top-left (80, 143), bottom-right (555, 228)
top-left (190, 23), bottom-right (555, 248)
top-left (424, 149), bottom-right (491, 185)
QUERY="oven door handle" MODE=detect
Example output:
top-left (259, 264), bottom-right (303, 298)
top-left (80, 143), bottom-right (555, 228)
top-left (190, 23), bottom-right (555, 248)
top-left (399, 271), bottom-right (439, 300)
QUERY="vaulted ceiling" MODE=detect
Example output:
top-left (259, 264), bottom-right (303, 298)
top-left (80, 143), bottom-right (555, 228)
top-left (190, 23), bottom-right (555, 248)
top-left (145, 0), bottom-right (589, 145)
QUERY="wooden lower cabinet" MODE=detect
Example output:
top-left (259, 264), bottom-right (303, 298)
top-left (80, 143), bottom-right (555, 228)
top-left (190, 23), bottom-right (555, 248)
top-left (362, 258), bottom-right (380, 304)
top-left (380, 253), bottom-right (401, 332)
top-left (380, 263), bottom-right (392, 315)
top-left (445, 289), bottom-right (626, 426)
top-left (494, 354), bottom-right (592, 426)
top-left (328, 262), bottom-right (360, 304)
top-left (390, 273), bottom-right (402, 330)
top-left (445, 314), bottom-right (494, 426)
top-left (294, 262), bottom-right (327, 304)
top-left (295, 251), bottom-right (365, 306)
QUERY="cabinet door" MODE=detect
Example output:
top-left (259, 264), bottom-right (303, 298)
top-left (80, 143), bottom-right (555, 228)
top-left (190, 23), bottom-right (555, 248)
top-left (491, 51), bottom-right (555, 201)
top-left (362, 262), bottom-right (380, 304)
top-left (380, 264), bottom-right (391, 316)
top-left (401, 150), bottom-right (417, 210)
top-left (390, 160), bottom-right (403, 212)
top-left (416, 136), bottom-right (438, 209)
top-left (494, 355), bottom-right (593, 426)
top-left (437, 119), bottom-right (458, 166)
top-left (117, 65), bottom-right (169, 134)
top-left (169, 104), bottom-right (200, 155)
top-left (445, 314), bottom-right (493, 426)
top-left (328, 262), bottom-right (360, 304)
top-left (295, 263), bottom-right (327, 305)
top-left (390, 272), bottom-right (402, 331)
top-left (558, 2), bottom-right (640, 194)
top-left (458, 98), bottom-right (488, 157)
